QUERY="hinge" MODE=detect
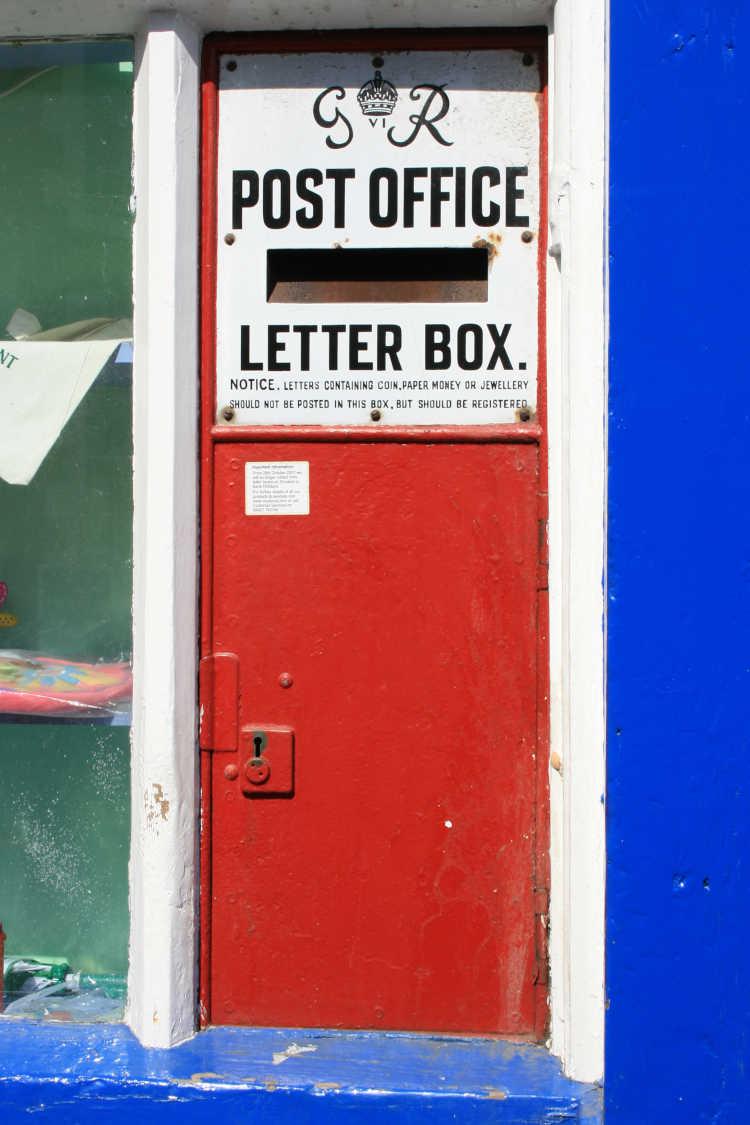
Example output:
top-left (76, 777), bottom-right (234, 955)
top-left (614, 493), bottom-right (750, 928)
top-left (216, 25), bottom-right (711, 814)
top-left (199, 652), bottom-right (239, 751)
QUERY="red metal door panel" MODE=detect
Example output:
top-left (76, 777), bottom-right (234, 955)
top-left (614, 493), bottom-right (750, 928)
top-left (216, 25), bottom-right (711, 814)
top-left (207, 440), bottom-right (541, 1034)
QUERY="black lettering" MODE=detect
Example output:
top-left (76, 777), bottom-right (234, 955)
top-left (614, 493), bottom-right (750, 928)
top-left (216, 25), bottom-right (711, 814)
top-left (296, 169), bottom-right (324, 228)
top-left (388, 85), bottom-right (453, 148)
top-left (240, 325), bottom-right (263, 371)
top-left (293, 325), bottom-right (318, 371)
top-left (455, 167), bottom-right (466, 228)
top-left (430, 167), bottom-right (452, 228)
top-left (404, 167), bottom-right (428, 227)
top-left (322, 324), bottom-right (346, 369)
top-left (263, 169), bottom-right (290, 229)
top-left (471, 167), bottom-right (501, 227)
top-left (377, 325), bottom-right (403, 371)
top-left (425, 324), bottom-right (451, 370)
top-left (268, 325), bottom-right (290, 371)
top-left (457, 324), bottom-right (483, 370)
top-left (232, 171), bottom-right (259, 229)
top-left (312, 87), bottom-right (354, 150)
top-left (349, 325), bottom-right (373, 371)
top-left (369, 168), bottom-right (398, 227)
top-left (487, 323), bottom-right (513, 370)
top-left (325, 169), bottom-right (355, 228)
top-left (506, 166), bottom-right (529, 227)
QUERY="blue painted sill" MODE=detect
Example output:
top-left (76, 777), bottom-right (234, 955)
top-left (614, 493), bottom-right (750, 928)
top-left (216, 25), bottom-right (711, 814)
top-left (0, 1023), bottom-right (602, 1122)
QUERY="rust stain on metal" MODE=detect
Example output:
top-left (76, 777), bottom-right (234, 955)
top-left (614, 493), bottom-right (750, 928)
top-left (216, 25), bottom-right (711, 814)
top-left (485, 1088), bottom-right (508, 1100)
top-left (472, 232), bottom-right (502, 267)
top-left (550, 751), bottom-right (562, 774)
top-left (516, 406), bottom-right (535, 423)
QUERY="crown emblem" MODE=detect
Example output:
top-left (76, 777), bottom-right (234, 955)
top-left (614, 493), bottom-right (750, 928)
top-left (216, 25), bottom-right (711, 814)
top-left (357, 71), bottom-right (398, 117)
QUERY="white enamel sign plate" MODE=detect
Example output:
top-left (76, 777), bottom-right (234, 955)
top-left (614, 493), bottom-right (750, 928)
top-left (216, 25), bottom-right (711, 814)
top-left (216, 49), bottom-right (542, 426)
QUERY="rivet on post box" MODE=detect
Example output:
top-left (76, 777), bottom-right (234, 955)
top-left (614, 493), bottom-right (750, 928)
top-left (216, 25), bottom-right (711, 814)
top-left (200, 32), bottom-right (549, 1039)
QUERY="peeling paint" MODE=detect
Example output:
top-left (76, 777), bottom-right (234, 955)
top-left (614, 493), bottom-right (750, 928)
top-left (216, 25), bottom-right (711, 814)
top-left (145, 782), bottom-right (170, 827)
top-left (272, 1043), bottom-right (318, 1065)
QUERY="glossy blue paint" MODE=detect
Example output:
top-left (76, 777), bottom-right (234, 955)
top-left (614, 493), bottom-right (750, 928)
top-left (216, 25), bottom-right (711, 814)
top-left (0, 1024), bottom-right (601, 1122)
top-left (607, 2), bottom-right (750, 1121)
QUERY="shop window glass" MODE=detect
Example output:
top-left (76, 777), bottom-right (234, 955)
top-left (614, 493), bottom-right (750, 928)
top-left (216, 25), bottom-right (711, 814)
top-left (0, 40), bottom-right (133, 1021)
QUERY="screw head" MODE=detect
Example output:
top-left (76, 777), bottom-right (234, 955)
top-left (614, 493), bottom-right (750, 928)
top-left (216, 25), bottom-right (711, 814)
top-left (224, 232), bottom-right (236, 245)
top-left (522, 53), bottom-right (534, 67)
top-left (519, 409), bottom-right (531, 422)
top-left (221, 405), bottom-right (235, 422)
top-left (226, 59), bottom-right (237, 71)
top-left (224, 763), bottom-right (239, 781)
top-left (370, 408), bottom-right (382, 422)
top-left (279, 672), bottom-right (294, 689)
top-left (521, 230), bottom-right (534, 243)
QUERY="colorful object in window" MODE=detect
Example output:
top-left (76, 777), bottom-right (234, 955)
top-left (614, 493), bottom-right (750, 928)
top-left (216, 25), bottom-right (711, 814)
top-left (0, 583), bottom-right (17, 626)
top-left (0, 652), bottom-right (131, 716)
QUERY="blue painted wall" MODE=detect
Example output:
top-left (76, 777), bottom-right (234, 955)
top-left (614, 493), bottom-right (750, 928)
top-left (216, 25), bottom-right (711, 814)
top-left (607, 3), bottom-right (749, 1121)
top-left (3, 6), bottom-right (748, 1120)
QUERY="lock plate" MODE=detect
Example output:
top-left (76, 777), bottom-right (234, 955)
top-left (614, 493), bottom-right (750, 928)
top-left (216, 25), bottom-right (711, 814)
top-left (238, 725), bottom-right (294, 797)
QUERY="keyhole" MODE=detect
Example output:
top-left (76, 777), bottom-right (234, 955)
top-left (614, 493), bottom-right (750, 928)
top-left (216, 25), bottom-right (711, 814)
top-left (253, 736), bottom-right (263, 758)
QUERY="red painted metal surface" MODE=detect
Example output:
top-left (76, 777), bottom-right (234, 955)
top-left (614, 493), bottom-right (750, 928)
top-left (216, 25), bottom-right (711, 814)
top-left (200, 30), bottom-right (549, 1038)
top-left (208, 441), bottom-right (540, 1034)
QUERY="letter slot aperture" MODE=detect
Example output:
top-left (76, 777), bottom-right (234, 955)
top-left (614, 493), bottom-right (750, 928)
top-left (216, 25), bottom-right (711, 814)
top-left (267, 247), bottom-right (489, 303)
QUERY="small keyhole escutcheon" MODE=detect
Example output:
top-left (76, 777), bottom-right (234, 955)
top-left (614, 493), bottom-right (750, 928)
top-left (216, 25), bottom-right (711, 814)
top-left (246, 735), bottom-right (271, 785)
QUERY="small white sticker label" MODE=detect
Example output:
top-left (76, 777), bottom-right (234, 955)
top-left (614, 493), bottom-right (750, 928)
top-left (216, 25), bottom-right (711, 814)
top-left (245, 461), bottom-right (309, 515)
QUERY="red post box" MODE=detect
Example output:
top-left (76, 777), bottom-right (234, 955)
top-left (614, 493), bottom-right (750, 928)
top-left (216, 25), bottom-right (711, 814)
top-left (200, 29), bottom-right (549, 1039)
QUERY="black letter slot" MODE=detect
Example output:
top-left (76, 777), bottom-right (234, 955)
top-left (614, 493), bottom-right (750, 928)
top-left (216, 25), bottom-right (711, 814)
top-left (266, 247), bottom-right (488, 303)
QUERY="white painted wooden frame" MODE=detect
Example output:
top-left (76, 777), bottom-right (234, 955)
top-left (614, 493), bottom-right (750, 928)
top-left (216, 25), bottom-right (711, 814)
top-left (127, 13), bottom-right (201, 1048)
top-left (545, 0), bottom-right (608, 1084)
top-left (0, 0), bottom-right (607, 1080)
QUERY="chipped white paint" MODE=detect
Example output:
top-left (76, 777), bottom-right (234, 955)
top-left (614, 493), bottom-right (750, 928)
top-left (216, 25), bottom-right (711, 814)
top-left (444, 820), bottom-right (453, 828)
top-left (126, 12), bottom-right (200, 1049)
top-left (272, 1043), bottom-right (318, 1065)
top-left (0, 0), bottom-right (606, 1081)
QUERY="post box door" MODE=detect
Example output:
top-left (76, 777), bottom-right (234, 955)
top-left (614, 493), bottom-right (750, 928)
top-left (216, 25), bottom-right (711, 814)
top-left (204, 439), bottom-right (543, 1034)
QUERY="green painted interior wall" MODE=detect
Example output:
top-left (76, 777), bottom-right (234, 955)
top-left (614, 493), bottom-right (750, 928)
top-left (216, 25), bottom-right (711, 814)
top-left (0, 46), bottom-right (133, 976)
top-left (0, 57), bottom-right (134, 331)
